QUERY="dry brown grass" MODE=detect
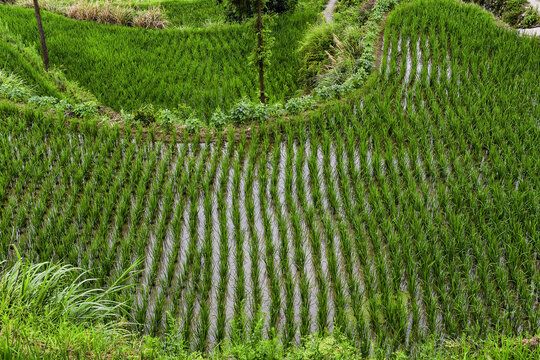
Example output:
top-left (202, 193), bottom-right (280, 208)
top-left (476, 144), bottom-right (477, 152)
top-left (16, 0), bottom-right (169, 29)
top-left (133, 5), bottom-right (168, 29)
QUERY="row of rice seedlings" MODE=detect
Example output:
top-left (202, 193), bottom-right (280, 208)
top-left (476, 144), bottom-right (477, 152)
top-left (328, 118), bottom-right (373, 347)
top-left (158, 137), bottom-right (191, 314)
top-left (214, 129), bottom-right (236, 345)
top-left (282, 123), bottom-right (310, 341)
top-left (155, 136), bottom-right (207, 336)
top-left (88, 141), bottom-right (137, 284)
top-left (104, 144), bottom-right (153, 282)
top-left (229, 132), bottom-right (248, 341)
top-left (114, 142), bottom-right (163, 291)
top-left (192, 131), bottom-right (227, 351)
top-left (257, 124), bottom-right (282, 332)
top-left (133, 142), bottom-right (170, 328)
top-left (305, 123), bottom-right (331, 333)
top-left (317, 130), bottom-right (349, 335)
top-left (74, 135), bottom-right (126, 266)
top-left (269, 128), bottom-right (296, 344)
top-left (135, 144), bottom-right (175, 294)
top-left (148, 148), bottom-right (188, 336)
top-left (119, 145), bottom-right (161, 311)
top-left (290, 123), bottom-right (314, 338)
top-left (169, 135), bottom-right (209, 340)
top-left (243, 129), bottom-right (262, 332)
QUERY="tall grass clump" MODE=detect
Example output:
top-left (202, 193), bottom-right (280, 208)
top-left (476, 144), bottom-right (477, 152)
top-left (0, 251), bottom-right (139, 332)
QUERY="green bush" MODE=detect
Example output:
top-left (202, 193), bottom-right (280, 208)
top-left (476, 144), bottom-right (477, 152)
top-left (72, 101), bottom-right (99, 118)
top-left (209, 107), bottom-right (229, 128)
top-left (502, 0), bottom-right (528, 26)
top-left (521, 8), bottom-right (540, 27)
top-left (298, 23), bottom-right (336, 87)
top-left (0, 70), bottom-right (34, 102)
top-left (285, 95), bottom-right (316, 113)
top-left (228, 97), bottom-right (270, 124)
top-left (133, 104), bottom-right (157, 125)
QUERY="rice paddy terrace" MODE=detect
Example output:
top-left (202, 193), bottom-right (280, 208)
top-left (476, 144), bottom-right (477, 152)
top-left (1, 0), bottom-right (539, 355)
top-left (0, 2), bottom-right (318, 117)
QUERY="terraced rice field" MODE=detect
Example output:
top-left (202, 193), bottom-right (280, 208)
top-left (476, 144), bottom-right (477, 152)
top-left (0, 4), bottom-right (317, 116)
top-left (0, 0), bottom-right (538, 354)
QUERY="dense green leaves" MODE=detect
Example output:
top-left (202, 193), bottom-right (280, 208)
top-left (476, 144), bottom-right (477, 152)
top-left (0, 0), bottom-right (539, 355)
top-left (0, 5), bottom-right (317, 118)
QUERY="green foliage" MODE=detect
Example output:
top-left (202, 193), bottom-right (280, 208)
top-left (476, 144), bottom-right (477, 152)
top-left (521, 7), bottom-right (540, 27)
top-left (228, 97), bottom-right (270, 123)
top-left (155, 0), bottom-right (227, 27)
top-left (249, 14), bottom-right (276, 71)
top-left (463, 0), bottom-right (538, 27)
top-left (133, 104), bottom-right (157, 126)
top-left (298, 22), bottom-right (336, 86)
top-left (225, 0), bottom-right (299, 21)
top-left (0, 70), bottom-right (34, 102)
top-left (501, 0), bottom-right (528, 26)
top-left (285, 94), bottom-right (316, 113)
top-left (285, 332), bottom-right (361, 359)
top-left (0, 0), bottom-right (539, 357)
top-left (313, 82), bottom-right (353, 100)
top-left (0, 5), bottom-right (318, 118)
top-left (0, 253), bottom-right (138, 328)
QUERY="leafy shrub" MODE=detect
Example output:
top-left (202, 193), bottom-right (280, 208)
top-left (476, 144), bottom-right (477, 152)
top-left (298, 23), bottom-right (336, 86)
top-left (156, 108), bottom-right (178, 125)
top-left (72, 101), bottom-right (99, 118)
top-left (155, 104), bottom-right (203, 130)
top-left (285, 95), bottom-right (316, 113)
top-left (502, 0), bottom-right (528, 26)
top-left (225, 0), bottom-right (298, 21)
top-left (55, 99), bottom-right (74, 113)
top-left (28, 95), bottom-right (59, 107)
top-left (209, 107), bottom-right (229, 128)
top-left (0, 70), bottom-right (34, 102)
top-left (184, 116), bottom-right (205, 131)
top-left (228, 97), bottom-right (270, 124)
top-left (521, 8), bottom-right (540, 27)
top-left (288, 331), bottom-right (360, 359)
top-left (266, 102), bottom-right (286, 117)
top-left (133, 104), bottom-right (157, 125)
top-left (157, 104), bottom-right (193, 125)
top-left (314, 82), bottom-right (353, 100)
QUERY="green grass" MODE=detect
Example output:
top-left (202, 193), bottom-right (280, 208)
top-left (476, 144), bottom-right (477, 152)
top-left (0, 0), bottom-right (539, 356)
top-left (0, 5), bottom-right (319, 118)
top-left (146, 0), bottom-right (227, 27)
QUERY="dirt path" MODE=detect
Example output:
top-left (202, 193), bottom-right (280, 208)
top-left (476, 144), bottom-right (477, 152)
top-left (528, 0), bottom-right (540, 11)
top-left (323, 0), bottom-right (338, 23)
top-left (518, 27), bottom-right (540, 36)
top-left (517, 0), bottom-right (540, 36)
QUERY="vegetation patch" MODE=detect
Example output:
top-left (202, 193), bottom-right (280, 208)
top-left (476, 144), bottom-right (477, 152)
top-left (0, 0), bottom-right (538, 357)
